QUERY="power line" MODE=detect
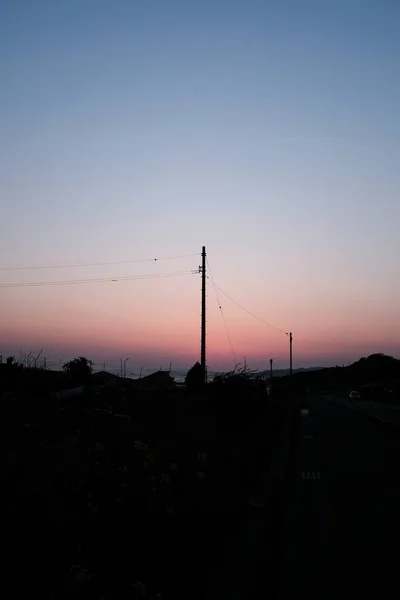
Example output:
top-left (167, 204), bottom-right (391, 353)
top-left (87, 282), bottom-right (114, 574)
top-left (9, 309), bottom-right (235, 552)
top-left (0, 270), bottom-right (195, 289)
top-left (206, 259), bottom-right (237, 364)
top-left (0, 252), bottom-right (200, 272)
top-left (207, 278), bottom-right (288, 336)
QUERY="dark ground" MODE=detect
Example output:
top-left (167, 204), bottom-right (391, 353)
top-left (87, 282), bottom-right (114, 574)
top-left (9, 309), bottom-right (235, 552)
top-left (4, 383), bottom-right (289, 600)
top-left (281, 394), bottom-right (400, 599)
top-left (6, 378), bottom-right (397, 599)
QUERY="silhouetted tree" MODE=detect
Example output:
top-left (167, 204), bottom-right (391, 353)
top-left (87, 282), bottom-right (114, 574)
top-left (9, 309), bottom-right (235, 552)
top-left (62, 357), bottom-right (93, 384)
top-left (6, 356), bottom-right (19, 367)
top-left (185, 361), bottom-right (205, 390)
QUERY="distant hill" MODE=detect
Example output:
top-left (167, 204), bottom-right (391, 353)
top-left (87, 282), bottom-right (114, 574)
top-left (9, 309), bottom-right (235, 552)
top-left (258, 366), bottom-right (324, 378)
top-left (278, 353), bottom-right (400, 397)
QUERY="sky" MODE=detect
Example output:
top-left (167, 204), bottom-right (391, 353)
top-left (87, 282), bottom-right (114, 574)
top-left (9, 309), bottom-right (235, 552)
top-left (1, 0), bottom-right (399, 373)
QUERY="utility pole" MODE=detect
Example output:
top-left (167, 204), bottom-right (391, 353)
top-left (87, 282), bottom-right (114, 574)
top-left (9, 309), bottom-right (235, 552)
top-left (43, 357), bottom-right (47, 370)
top-left (120, 358), bottom-right (123, 377)
top-left (200, 245), bottom-right (206, 383)
top-left (123, 357), bottom-right (129, 378)
top-left (270, 358), bottom-right (273, 397)
top-left (289, 332), bottom-right (293, 377)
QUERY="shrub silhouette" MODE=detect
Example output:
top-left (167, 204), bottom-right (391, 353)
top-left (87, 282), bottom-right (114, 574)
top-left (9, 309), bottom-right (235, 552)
top-left (185, 361), bottom-right (205, 390)
top-left (62, 356), bottom-right (93, 384)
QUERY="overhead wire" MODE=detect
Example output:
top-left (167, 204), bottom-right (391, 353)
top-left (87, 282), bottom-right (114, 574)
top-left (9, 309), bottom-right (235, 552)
top-left (207, 278), bottom-right (289, 336)
top-left (0, 269), bottom-right (195, 288)
top-left (206, 259), bottom-right (237, 365)
top-left (0, 252), bottom-right (200, 272)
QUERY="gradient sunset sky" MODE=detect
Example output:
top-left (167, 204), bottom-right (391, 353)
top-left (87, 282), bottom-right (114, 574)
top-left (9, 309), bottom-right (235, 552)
top-left (1, 0), bottom-right (399, 373)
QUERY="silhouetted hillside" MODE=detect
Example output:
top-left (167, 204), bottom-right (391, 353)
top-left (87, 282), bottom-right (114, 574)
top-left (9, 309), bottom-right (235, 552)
top-left (280, 353), bottom-right (400, 401)
top-left (258, 366), bottom-right (324, 378)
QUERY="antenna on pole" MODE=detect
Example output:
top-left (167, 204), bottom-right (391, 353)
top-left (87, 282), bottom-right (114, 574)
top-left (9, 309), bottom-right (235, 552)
top-left (200, 246), bottom-right (207, 383)
top-left (289, 332), bottom-right (293, 377)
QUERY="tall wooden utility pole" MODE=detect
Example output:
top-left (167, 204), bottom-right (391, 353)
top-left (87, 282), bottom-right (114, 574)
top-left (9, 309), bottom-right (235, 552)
top-left (200, 246), bottom-right (206, 383)
top-left (289, 332), bottom-right (293, 377)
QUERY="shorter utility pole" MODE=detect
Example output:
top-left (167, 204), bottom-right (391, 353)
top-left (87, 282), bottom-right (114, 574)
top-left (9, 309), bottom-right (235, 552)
top-left (120, 358), bottom-right (123, 377)
top-left (123, 357), bottom-right (129, 378)
top-left (270, 358), bottom-right (273, 397)
top-left (289, 332), bottom-right (293, 377)
top-left (139, 367), bottom-right (143, 379)
top-left (43, 357), bottom-right (47, 370)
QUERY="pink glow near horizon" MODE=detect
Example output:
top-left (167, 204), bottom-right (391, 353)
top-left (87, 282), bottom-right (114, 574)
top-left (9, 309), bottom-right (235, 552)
top-left (1, 264), bottom-right (399, 371)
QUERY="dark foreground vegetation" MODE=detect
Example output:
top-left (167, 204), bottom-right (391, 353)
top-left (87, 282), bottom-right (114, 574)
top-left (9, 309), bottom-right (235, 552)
top-left (3, 360), bottom-right (296, 600)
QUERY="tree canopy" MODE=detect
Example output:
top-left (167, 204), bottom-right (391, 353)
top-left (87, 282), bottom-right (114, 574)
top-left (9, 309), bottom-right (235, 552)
top-left (62, 357), bottom-right (93, 383)
top-left (185, 362), bottom-right (205, 390)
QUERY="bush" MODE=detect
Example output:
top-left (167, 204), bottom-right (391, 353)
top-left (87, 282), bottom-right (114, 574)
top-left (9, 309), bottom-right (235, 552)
top-left (185, 362), bottom-right (205, 391)
top-left (62, 357), bottom-right (93, 384)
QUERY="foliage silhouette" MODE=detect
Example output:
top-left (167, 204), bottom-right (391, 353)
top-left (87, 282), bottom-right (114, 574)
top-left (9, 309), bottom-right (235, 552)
top-left (185, 361), bottom-right (205, 390)
top-left (62, 356), bottom-right (93, 384)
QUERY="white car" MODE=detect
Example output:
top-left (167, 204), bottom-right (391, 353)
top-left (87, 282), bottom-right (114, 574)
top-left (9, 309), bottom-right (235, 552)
top-left (349, 390), bottom-right (361, 400)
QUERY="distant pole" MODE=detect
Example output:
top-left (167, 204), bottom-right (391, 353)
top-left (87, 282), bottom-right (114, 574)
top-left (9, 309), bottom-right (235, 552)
top-left (123, 357), bottom-right (129, 378)
top-left (200, 245), bottom-right (206, 383)
top-left (289, 332), bottom-right (293, 377)
top-left (120, 358), bottom-right (123, 377)
top-left (169, 361), bottom-right (172, 374)
top-left (139, 367), bottom-right (143, 379)
top-left (244, 356), bottom-right (247, 369)
top-left (43, 357), bottom-right (47, 370)
top-left (59, 359), bottom-right (62, 371)
top-left (270, 358), bottom-right (273, 397)
top-left (103, 360), bottom-right (106, 371)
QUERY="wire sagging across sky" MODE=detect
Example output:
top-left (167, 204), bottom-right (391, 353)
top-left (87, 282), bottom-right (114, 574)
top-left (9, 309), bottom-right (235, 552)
top-left (207, 277), bottom-right (289, 336)
top-left (0, 270), bottom-right (196, 288)
top-left (206, 259), bottom-right (237, 364)
top-left (0, 252), bottom-right (200, 272)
